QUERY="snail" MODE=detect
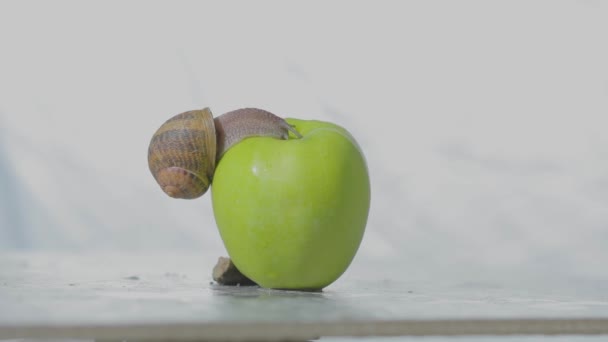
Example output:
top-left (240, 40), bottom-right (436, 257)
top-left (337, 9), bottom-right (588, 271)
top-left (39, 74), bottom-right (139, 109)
top-left (148, 107), bottom-right (302, 199)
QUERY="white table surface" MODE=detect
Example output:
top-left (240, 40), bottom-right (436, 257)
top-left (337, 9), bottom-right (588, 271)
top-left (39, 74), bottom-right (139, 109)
top-left (1, 252), bottom-right (607, 341)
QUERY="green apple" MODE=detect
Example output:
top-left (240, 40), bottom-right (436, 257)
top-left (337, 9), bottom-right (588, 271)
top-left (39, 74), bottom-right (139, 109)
top-left (211, 118), bottom-right (370, 290)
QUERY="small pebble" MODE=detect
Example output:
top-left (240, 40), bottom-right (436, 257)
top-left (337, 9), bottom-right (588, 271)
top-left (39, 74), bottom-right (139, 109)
top-left (212, 257), bottom-right (257, 286)
top-left (125, 276), bottom-right (140, 280)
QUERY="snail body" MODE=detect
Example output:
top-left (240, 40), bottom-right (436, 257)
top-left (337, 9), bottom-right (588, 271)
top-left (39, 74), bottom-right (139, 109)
top-left (148, 107), bottom-right (300, 199)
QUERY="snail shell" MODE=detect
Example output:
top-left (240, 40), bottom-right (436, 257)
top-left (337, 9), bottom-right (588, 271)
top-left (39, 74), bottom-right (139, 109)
top-left (148, 108), bottom-right (216, 199)
top-left (148, 107), bottom-right (301, 199)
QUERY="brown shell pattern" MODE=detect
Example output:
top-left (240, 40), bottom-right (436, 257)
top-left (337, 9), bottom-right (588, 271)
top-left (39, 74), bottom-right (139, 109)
top-left (147, 108), bottom-right (217, 199)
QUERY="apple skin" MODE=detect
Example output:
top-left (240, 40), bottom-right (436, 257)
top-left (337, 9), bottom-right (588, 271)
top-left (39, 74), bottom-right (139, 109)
top-left (211, 118), bottom-right (370, 290)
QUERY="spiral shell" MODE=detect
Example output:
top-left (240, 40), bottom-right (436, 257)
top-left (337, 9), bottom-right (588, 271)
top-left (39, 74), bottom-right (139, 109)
top-left (148, 108), bottom-right (216, 199)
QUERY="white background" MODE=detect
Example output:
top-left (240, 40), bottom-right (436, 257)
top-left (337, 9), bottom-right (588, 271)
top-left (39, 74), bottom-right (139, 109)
top-left (1, 1), bottom-right (607, 282)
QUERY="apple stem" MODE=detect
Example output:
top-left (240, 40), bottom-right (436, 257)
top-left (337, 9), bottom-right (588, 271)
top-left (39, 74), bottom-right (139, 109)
top-left (214, 108), bottom-right (302, 161)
